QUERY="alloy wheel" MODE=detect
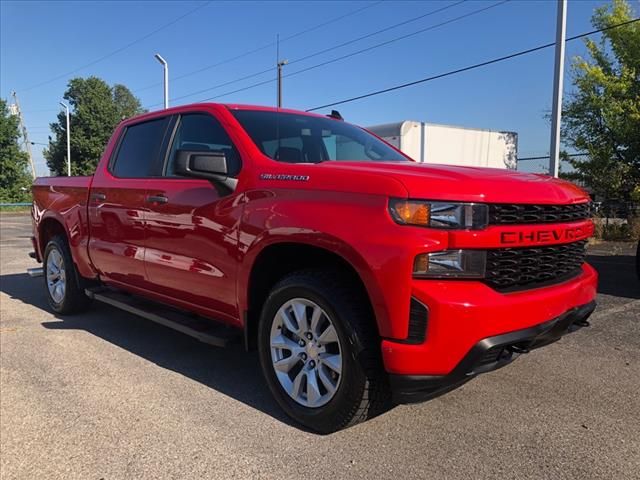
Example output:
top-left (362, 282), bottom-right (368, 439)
top-left (269, 298), bottom-right (343, 408)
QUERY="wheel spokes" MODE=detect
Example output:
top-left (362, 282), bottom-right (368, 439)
top-left (320, 353), bottom-right (341, 375)
top-left (271, 333), bottom-right (298, 351)
top-left (279, 309), bottom-right (300, 335)
top-left (317, 324), bottom-right (338, 345)
top-left (270, 298), bottom-right (343, 408)
top-left (291, 369), bottom-right (305, 399)
top-left (291, 301), bottom-right (309, 334)
top-left (318, 366), bottom-right (337, 396)
top-left (46, 248), bottom-right (67, 302)
top-left (306, 370), bottom-right (322, 406)
top-left (273, 354), bottom-right (301, 373)
top-left (309, 307), bottom-right (323, 336)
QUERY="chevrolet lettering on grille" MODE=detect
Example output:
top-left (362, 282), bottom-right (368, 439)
top-left (500, 225), bottom-right (589, 245)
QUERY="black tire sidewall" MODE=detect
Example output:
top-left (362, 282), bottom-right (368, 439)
top-left (43, 236), bottom-right (87, 314)
top-left (257, 277), bottom-right (369, 433)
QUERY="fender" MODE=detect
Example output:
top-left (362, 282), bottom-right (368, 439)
top-left (237, 228), bottom-right (392, 337)
top-left (33, 183), bottom-right (97, 279)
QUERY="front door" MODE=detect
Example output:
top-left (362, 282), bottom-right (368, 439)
top-left (143, 112), bottom-right (245, 324)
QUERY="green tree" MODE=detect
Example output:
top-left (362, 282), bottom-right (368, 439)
top-left (560, 0), bottom-right (640, 200)
top-left (0, 99), bottom-right (32, 202)
top-left (45, 77), bottom-right (144, 176)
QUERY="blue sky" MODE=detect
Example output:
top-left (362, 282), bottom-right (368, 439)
top-left (0, 0), bottom-right (630, 176)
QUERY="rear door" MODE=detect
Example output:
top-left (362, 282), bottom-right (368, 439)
top-left (88, 116), bottom-right (173, 289)
top-left (142, 112), bottom-right (245, 324)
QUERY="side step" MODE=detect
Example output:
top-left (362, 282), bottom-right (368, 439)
top-left (85, 288), bottom-right (240, 348)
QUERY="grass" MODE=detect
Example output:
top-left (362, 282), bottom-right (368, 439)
top-left (0, 205), bottom-right (31, 214)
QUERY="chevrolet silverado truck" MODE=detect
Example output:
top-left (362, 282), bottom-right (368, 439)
top-left (31, 103), bottom-right (597, 433)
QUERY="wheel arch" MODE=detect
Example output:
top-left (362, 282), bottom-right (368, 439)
top-left (38, 215), bottom-right (69, 255)
top-left (240, 236), bottom-right (388, 351)
top-left (37, 211), bottom-right (96, 282)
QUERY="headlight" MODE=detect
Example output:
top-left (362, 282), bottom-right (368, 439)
top-left (413, 250), bottom-right (486, 278)
top-left (389, 199), bottom-right (488, 229)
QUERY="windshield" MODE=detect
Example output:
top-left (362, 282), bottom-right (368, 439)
top-left (231, 109), bottom-right (407, 163)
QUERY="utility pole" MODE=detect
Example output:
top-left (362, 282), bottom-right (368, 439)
top-left (10, 91), bottom-right (37, 179)
top-left (275, 34), bottom-right (288, 108)
top-left (549, 0), bottom-right (567, 178)
top-left (60, 102), bottom-right (71, 176)
top-left (154, 54), bottom-right (169, 109)
top-left (277, 59), bottom-right (288, 108)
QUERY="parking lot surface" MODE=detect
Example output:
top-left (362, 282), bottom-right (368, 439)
top-left (1, 213), bottom-right (639, 479)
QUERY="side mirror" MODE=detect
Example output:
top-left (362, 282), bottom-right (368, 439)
top-left (174, 150), bottom-right (228, 179)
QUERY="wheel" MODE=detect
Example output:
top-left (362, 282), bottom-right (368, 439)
top-left (43, 235), bottom-right (91, 314)
top-left (257, 269), bottom-right (390, 433)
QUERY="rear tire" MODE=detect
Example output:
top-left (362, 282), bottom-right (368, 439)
top-left (257, 269), bottom-right (390, 433)
top-left (43, 235), bottom-right (91, 314)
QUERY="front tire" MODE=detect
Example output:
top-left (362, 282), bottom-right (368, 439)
top-left (257, 270), bottom-right (390, 433)
top-left (43, 235), bottom-right (91, 314)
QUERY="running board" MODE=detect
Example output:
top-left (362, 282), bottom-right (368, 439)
top-left (85, 288), bottom-right (240, 348)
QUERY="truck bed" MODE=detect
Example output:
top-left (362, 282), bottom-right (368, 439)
top-left (32, 175), bottom-right (93, 275)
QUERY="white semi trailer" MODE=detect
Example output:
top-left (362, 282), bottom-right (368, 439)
top-left (366, 121), bottom-right (517, 169)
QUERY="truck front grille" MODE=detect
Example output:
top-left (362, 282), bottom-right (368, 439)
top-left (488, 203), bottom-right (590, 225)
top-left (485, 240), bottom-right (588, 292)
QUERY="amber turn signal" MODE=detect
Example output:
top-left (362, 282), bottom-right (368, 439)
top-left (389, 200), bottom-right (431, 226)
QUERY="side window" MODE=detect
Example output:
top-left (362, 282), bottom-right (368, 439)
top-left (166, 113), bottom-right (241, 177)
top-left (112, 117), bottom-right (170, 178)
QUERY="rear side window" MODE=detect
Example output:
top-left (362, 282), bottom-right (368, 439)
top-left (112, 117), bottom-right (170, 177)
top-left (166, 113), bottom-right (241, 177)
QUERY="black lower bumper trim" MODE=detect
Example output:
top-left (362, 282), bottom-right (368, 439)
top-left (389, 300), bottom-right (597, 404)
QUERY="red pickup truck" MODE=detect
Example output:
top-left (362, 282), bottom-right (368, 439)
top-left (31, 103), bottom-right (597, 433)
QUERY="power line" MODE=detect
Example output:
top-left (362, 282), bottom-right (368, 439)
top-left (286, 1), bottom-right (508, 82)
top-left (133, 0), bottom-right (385, 94)
top-left (151, 0), bottom-right (502, 108)
top-left (287, 0), bottom-right (466, 66)
top-left (306, 17), bottom-right (640, 111)
top-left (144, 0), bottom-right (470, 108)
top-left (20, 1), bottom-right (212, 93)
top-left (166, 67), bottom-right (274, 105)
top-left (19, 109), bottom-right (59, 114)
top-left (201, 77), bottom-right (278, 102)
top-left (518, 152), bottom-right (588, 161)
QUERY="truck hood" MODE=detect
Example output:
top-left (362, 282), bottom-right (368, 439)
top-left (324, 161), bottom-right (590, 204)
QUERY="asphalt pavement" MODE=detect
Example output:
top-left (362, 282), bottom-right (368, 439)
top-left (1, 213), bottom-right (639, 479)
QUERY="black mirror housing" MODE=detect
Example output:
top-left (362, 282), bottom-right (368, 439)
top-left (175, 150), bottom-right (228, 179)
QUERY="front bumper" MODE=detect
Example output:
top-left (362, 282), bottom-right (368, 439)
top-left (382, 263), bottom-right (598, 375)
top-left (390, 300), bottom-right (596, 403)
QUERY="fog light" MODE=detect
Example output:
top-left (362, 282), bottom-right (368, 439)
top-left (413, 250), bottom-right (486, 278)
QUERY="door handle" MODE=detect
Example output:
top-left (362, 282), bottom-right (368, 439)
top-left (91, 192), bottom-right (106, 201)
top-left (146, 195), bottom-right (168, 204)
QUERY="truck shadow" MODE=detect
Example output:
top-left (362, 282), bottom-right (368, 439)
top-left (586, 254), bottom-right (639, 299)
top-left (1, 253), bottom-right (635, 431)
top-left (0, 272), bottom-right (300, 430)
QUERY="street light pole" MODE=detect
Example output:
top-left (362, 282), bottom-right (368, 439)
top-left (59, 102), bottom-right (71, 176)
top-left (154, 54), bottom-right (169, 109)
top-left (549, 0), bottom-right (567, 178)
